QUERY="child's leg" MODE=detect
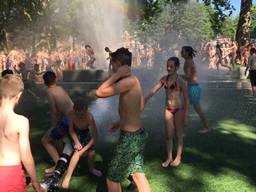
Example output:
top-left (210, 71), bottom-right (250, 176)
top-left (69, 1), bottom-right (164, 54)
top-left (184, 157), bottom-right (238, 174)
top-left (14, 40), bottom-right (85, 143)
top-left (170, 110), bottom-right (184, 167)
top-left (107, 179), bottom-right (122, 192)
top-left (87, 151), bottom-right (102, 177)
top-left (41, 133), bottom-right (60, 164)
top-left (62, 151), bottom-right (80, 189)
top-left (132, 173), bottom-right (151, 192)
top-left (193, 104), bottom-right (210, 133)
top-left (162, 110), bottom-right (175, 167)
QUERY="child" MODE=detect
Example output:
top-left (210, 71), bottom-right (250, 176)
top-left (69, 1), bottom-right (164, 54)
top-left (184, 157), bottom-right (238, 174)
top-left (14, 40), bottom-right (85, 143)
top-left (145, 57), bottom-right (189, 168)
top-left (41, 71), bottom-right (74, 173)
top-left (14, 62), bottom-right (40, 101)
top-left (245, 47), bottom-right (256, 96)
top-left (0, 74), bottom-right (42, 191)
top-left (62, 99), bottom-right (102, 189)
top-left (181, 46), bottom-right (210, 133)
top-left (96, 47), bottom-right (151, 192)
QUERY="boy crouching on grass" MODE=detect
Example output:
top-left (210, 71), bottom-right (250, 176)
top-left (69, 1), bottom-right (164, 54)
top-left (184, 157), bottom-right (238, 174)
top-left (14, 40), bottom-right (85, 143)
top-left (62, 99), bottom-right (102, 189)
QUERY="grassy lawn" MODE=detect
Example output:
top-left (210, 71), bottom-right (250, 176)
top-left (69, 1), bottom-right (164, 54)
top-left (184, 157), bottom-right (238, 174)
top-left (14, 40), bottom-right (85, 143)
top-left (22, 83), bottom-right (256, 192)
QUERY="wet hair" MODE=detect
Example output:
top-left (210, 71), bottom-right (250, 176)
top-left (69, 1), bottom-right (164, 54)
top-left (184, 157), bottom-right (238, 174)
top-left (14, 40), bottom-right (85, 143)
top-left (0, 74), bottom-right (24, 98)
top-left (250, 47), bottom-right (256, 54)
top-left (43, 71), bottom-right (56, 86)
top-left (1, 69), bottom-right (14, 77)
top-left (73, 99), bottom-right (88, 112)
top-left (85, 44), bottom-right (91, 49)
top-left (167, 57), bottom-right (180, 68)
top-left (110, 47), bottom-right (132, 66)
top-left (182, 46), bottom-right (197, 58)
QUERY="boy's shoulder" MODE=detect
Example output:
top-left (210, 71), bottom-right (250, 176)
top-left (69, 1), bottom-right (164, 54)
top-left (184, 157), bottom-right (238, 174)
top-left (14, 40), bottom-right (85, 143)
top-left (14, 114), bottom-right (29, 124)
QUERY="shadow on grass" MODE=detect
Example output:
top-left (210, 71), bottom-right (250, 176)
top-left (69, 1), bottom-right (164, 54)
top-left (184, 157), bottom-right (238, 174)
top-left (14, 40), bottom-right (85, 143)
top-left (21, 80), bottom-right (256, 192)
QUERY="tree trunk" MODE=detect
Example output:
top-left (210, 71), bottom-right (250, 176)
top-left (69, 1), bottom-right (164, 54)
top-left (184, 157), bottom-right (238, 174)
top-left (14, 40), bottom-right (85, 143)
top-left (0, 28), bottom-right (8, 50)
top-left (236, 0), bottom-right (252, 46)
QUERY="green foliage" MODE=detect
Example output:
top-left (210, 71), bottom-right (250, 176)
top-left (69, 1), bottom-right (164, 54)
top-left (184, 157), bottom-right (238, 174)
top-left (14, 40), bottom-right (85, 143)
top-left (0, 0), bottom-right (49, 49)
top-left (170, 3), bottom-right (214, 43)
top-left (220, 16), bottom-right (237, 39)
top-left (131, 2), bottom-right (214, 46)
top-left (202, 0), bottom-right (234, 34)
top-left (251, 5), bottom-right (256, 39)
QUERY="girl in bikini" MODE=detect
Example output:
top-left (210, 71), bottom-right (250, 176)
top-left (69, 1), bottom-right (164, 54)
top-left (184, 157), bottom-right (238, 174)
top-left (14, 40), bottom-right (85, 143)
top-left (145, 57), bottom-right (189, 168)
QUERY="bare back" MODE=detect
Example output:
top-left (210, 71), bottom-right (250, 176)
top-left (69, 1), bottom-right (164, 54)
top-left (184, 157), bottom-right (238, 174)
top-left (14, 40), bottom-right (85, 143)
top-left (0, 111), bottom-right (26, 166)
top-left (184, 59), bottom-right (197, 84)
top-left (47, 85), bottom-right (73, 117)
top-left (119, 75), bottom-right (142, 132)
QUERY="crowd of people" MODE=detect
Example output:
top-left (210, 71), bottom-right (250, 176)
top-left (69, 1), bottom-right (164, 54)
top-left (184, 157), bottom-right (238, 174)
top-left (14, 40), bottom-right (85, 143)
top-left (0, 45), bottom-right (215, 192)
top-left (0, 45), bottom-right (96, 81)
top-left (204, 38), bottom-right (256, 71)
top-left (1, 31), bottom-right (256, 192)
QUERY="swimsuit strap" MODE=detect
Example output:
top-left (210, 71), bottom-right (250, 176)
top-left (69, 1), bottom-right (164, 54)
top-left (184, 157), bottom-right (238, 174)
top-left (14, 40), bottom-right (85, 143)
top-left (165, 75), bottom-right (179, 90)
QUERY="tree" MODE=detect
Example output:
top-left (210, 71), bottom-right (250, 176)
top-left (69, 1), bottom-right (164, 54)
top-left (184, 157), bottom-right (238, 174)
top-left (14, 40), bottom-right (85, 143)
top-left (0, 0), bottom-right (49, 50)
top-left (250, 5), bottom-right (256, 39)
top-left (236, 0), bottom-right (252, 46)
top-left (220, 16), bottom-right (237, 39)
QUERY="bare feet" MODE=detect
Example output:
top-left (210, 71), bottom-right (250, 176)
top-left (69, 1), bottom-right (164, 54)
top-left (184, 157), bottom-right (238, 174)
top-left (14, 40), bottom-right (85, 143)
top-left (198, 128), bottom-right (211, 134)
top-left (161, 159), bottom-right (173, 168)
top-left (170, 158), bottom-right (181, 168)
top-left (89, 168), bottom-right (102, 177)
top-left (44, 165), bottom-right (56, 174)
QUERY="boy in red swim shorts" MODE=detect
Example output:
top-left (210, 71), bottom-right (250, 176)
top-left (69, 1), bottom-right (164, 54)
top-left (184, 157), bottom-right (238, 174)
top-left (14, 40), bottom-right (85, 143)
top-left (0, 74), bottom-right (42, 191)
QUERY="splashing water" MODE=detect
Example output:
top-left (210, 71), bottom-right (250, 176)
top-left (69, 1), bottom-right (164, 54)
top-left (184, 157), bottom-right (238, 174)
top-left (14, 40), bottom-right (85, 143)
top-left (78, 0), bottom-right (127, 68)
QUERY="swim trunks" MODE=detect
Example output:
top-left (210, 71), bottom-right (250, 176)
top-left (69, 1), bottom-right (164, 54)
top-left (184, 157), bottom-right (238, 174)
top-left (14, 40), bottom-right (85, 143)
top-left (249, 70), bottom-right (256, 86)
top-left (49, 117), bottom-right (69, 140)
top-left (0, 165), bottom-right (26, 192)
top-left (188, 83), bottom-right (201, 106)
top-left (107, 128), bottom-right (148, 183)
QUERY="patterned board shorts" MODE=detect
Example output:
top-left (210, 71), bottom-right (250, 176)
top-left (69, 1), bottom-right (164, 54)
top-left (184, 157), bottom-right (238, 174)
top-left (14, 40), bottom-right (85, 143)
top-left (188, 83), bottom-right (201, 106)
top-left (107, 128), bottom-right (148, 183)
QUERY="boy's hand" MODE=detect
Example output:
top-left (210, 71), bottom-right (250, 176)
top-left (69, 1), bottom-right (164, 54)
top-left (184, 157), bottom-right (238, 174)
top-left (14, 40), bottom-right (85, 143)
top-left (115, 66), bottom-right (131, 79)
top-left (75, 142), bottom-right (83, 151)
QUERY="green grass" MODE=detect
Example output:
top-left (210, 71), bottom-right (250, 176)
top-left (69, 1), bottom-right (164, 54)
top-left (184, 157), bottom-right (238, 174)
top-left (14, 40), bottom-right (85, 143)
top-left (23, 86), bottom-right (256, 192)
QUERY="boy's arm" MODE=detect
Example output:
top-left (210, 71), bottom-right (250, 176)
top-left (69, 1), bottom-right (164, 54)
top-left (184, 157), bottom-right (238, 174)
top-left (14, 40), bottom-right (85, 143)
top-left (180, 79), bottom-right (189, 127)
top-left (18, 117), bottom-right (40, 187)
top-left (47, 91), bottom-right (58, 130)
top-left (79, 113), bottom-right (97, 154)
top-left (68, 114), bottom-right (81, 150)
top-left (95, 66), bottom-right (132, 98)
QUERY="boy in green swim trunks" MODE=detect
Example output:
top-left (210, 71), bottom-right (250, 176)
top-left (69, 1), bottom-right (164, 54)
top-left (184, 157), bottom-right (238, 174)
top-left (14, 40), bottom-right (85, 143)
top-left (96, 47), bottom-right (151, 192)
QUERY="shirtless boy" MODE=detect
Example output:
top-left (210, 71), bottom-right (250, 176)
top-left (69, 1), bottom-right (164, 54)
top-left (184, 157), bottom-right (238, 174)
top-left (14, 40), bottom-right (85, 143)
top-left (41, 71), bottom-right (73, 172)
top-left (0, 75), bottom-right (42, 191)
top-left (96, 47), bottom-right (151, 192)
top-left (62, 99), bottom-right (102, 189)
top-left (181, 46), bottom-right (210, 133)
